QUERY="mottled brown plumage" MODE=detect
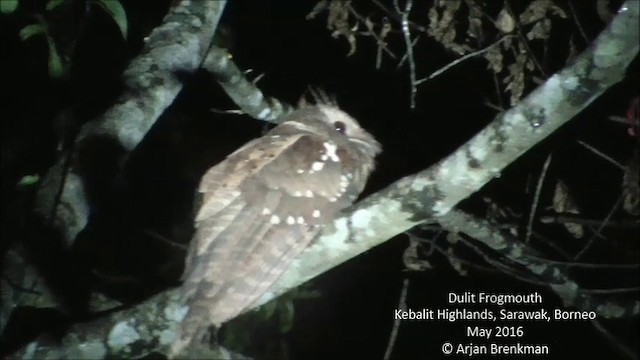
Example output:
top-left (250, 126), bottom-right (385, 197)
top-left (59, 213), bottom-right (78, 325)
top-left (171, 100), bottom-right (380, 355)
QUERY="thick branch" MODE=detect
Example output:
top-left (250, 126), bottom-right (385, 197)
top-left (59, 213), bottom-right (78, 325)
top-left (201, 46), bottom-right (296, 122)
top-left (34, 0), bottom-right (227, 245)
top-left (259, 0), bottom-right (639, 307)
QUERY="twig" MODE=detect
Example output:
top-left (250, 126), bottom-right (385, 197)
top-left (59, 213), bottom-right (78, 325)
top-left (504, 0), bottom-right (547, 77)
top-left (590, 319), bottom-right (638, 360)
top-left (540, 214), bottom-right (639, 228)
top-left (526, 153), bottom-right (553, 243)
top-left (577, 139), bottom-right (625, 170)
top-left (491, 71), bottom-right (504, 110)
top-left (142, 229), bottom-right (188, 250)
top-left (521, 253), bottom-right (639, 269)
top-left (383, 278), bottom-right (409, 360)
top-left (396, 34), bottom-right (420, 69)
top-left (394, 0), bottom-right (417, 109)
top-left (458, 236), bottom-right (550, 286)
top-left (574, 194), bottom-right (624, 260)
top-left (608, 115), bottom-right (631, 125)
top-left (202, 46), bottom-right (296, 122)
top-left (417, 35), bottom-right (513, 84)
top-left (372, 0), bottom-right (427, 33)
top-left (580, 287), bottom-right (639, 295)
top-left (567, 0), bottom-right (590, 44)
top-left (410, 232), bottom-right (501, 273)
top-left (346, 5), bottom-right (397, 60)
top-left (531, 231), bottom-right (573, 259)
top-left (48, 149), bottom-right (74, 226)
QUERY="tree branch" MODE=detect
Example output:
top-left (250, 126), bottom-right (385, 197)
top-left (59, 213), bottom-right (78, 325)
top-left (34, 0), bottom-right (227, 246)
top-left (201, 46), bottom-right (296, 122)
top-left (438, 211), bottom-right (638, 318)
top-left (262, 0), bottom-right (638, 307)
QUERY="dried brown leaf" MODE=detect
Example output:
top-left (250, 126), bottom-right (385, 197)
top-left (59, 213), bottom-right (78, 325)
top-left (428, 0), bottom-right (471, 54)
top-left (552, 180), bottom-right (584, 239)
top-left (527, 18), bottom-right (552, 40)
top-left (520, 0), bottom-right (567, 25)
top-left (496, 7), bottom-right (515, 33)
top-left (503, 51), bottom-right (529, 105)
top-left (485, 45), bottom-right (504, 73)
top-left (403, 237), bottom-right (432, 271)
top-left (307, 0), bottom-right (358, 56)
top-left (465, 0), bottom-right (484, 42)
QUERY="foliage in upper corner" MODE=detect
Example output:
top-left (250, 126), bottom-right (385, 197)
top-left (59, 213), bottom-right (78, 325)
top-left (427, 0), bottom-right (568, 105)
top-left (0, 0), bottom-right (19, 14)
top-left (307, 0), bottom-right (358, 56)
top-left (92, 0), bottom-right (128, 40)
top-left (12, 0), bottom-right (128, 79)
top-left (307, 0), bottom-right (598, 107)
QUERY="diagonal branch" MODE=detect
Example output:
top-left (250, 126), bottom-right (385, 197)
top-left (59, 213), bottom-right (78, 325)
top-left (263, 0), bottom-right (639, 307)
top-left (34, 0), bottom-right (227, 246)
top-left (201, 46), bottom-right (296, 122)
top-left (438, 211), bottom-right (638, 318)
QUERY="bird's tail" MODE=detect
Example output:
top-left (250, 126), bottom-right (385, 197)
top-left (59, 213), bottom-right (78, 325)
top-left (169, 303), bottom-right (215, 358)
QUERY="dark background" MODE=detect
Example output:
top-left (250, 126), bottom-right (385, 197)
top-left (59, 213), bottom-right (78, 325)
top-left (1, 0), bottom-right (638, 359)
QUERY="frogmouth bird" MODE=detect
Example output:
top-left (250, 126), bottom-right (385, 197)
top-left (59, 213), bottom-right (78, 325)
top-left (171, 94), bottom-right (380, 355)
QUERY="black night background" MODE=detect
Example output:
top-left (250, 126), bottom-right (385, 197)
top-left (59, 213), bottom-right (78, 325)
top-left (1, 0), bottom-right (638, 359)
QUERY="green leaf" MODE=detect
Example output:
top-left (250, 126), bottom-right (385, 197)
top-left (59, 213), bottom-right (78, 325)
top-left (278, 300), bottom-right (295, 333)
top-left (46, 0), bottom-right (65, 11)
top-left (46, 36), bottom-right (65, 78)
top-left (19, 23), bottom-right (46, 41)
top-left (93, 0), bottom-right (127, 40)
top-left (0, 0), bottom-right (19, 14)
top-left (18, 174), bottom-right (40, 186)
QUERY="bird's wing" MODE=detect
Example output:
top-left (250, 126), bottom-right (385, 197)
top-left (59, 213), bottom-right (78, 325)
top-left (177, 132), bottom-right (360, 346)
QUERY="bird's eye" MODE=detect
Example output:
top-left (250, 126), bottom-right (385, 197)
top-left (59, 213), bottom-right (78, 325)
top-left (334, 121), bottom-right (346, 134)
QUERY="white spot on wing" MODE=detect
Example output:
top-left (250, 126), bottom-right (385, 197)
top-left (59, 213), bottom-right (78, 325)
top-left (305, 190), bottom-right (314, 198)
top-left (262, 208), bottom-right (271, 215)
top-left (312, 210), bottom-right (321, 218)
top-left (312, 161), bottom-right (324, 171)
top-left (293, 191), bottom-right (303, 197)
top-left (296, 169), bottom-right (305, 174)
top-left (323, 142), bottom-right (340, 162)
top-left (270, 215), bottom-right (281, 224)
top-left (287, 216), bottom-right (295, 225)
top-left (297, 216), bottom-right (305, 224)
top-left (339, 176), bottom-right (349, 189)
